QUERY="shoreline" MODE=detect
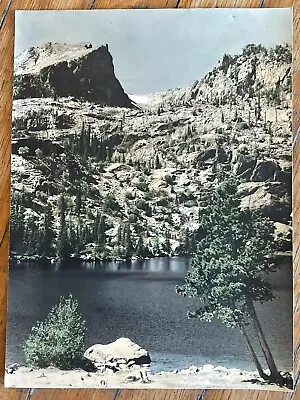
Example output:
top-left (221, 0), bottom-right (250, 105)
top-left (10, 251), bottom-right (292, 265)
top-left (5, 364), bottom-right (292, 391)
top-left (9, 253), bottom-right (185, 265)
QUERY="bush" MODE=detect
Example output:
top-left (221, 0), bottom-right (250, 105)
top-left (35, 148), bottom-right (43, 158)
top-left (125, 190), bottom-right (135, 200)
top-left (18, 146), bottom-right (30, 157)
top-left (135, 198), bottom-right (152, 215)
top-left (23, 294), bottom-right (86, 369)
top-left (164, 173), bottom-right (174, 185)
top-left (135, 180), bottom-right (149, 192)
top-left (236, 121), bottom-right (249, 130)
top-left (185, 199), bottom-right (198, 207)
top-left (104, 194), bottom-right (120, 211)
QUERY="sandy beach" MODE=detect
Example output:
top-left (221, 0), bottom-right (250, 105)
top-left (5, 365), bottom-right (292, 391)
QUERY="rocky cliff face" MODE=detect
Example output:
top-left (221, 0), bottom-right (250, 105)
top-left (14, 42), bottom-right (133, 107)
top-left (10, 43), bottom-right (292, 261)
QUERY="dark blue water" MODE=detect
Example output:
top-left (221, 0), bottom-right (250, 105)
top-left (6, 257), bottom-right (293, 373)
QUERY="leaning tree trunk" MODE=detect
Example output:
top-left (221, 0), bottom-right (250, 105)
top-left (239, 322), bottom-right (268, 380)
top-left (246, 297), bottom-right (281, 381)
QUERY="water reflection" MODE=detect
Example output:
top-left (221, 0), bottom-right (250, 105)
top-left (11, 256), bottom-right (190, 274)
top-left (82, 257), bottom-right (189, 274)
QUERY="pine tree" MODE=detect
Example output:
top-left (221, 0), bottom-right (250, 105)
top-left (268, 123), bottom-right (273, 145)
top-left (233, 108), bottom-right (238, 121)
top-left (176, 179), bottom-right (285, 384)
top-left (164, 230), bottom-right (172, 255)
top-left (183, 228), bottom-right (190, 254)
top-left (10, 193), bottom-right (26, 254)
top-left (25, 215), bottom-right (39, 256)
top-left (39, 202), bottom-right (55, 258)
top-left (75, 185), bottom-right (83, 216)
top-left (123, 224), bottom-right (134, 260)
top-left (256, 89), bottom-right (262, 120)
top-left (68, 220), bottom-right (80, 258)
top-left (221, 111), bottom-right (225, 123)
top-left (57, 194), bottom-right (71, 260)
top-left (155, 154), bottom-right (161, 169)
top-left (153, 237), bottom-right (160, 256)
top-left (136, 234), bottom-right (146, 258)
top-left (94, 212), bottom-right (106, 253)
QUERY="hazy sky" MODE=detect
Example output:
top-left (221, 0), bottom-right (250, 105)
top-left (15, 9), bottom-right (292, 94)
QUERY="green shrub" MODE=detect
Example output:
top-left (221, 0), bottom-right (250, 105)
top-left (135, 199), bottom-right (152, 215)
top-left (135, 180), bottom-right (149, 192)
top-left (35, 148), bottom-right (43, 158)
top-left (236, 122), bottom-right (249, 130)
top-left (23, 294), bottom-right (86, 369)
top-left (18, 146), bottom-right (30, 157)
top-left (125, 190), bottom-right (135, 200)
top-left (164, 173), bottom-right (174, 185)
top-left (104, 194), bottom-right (120, 211)
top-left (185, 199), bottom-right (198, 207)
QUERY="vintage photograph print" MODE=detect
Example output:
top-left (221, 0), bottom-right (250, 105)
top-left (6, 8), bottom-right (293, 390)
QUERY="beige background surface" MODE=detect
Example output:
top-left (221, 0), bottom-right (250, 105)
top-left (0, 1), bottom-right (299, 399)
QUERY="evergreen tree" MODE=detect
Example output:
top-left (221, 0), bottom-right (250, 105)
top-left (10, 193), bottom-right (26, 254)
top-left (176, 179), bottom-right (285, 384)
top-left (268, 123), bottom-right (273, 145)
top-left (115, 222), bottom-right (124, 257)
top-left (155, 154), bottom-right (161, 169)
top-left (94, 212), bottom-right (106, 254)
top-left (75, 184), bottom-right (83, 216)
top-left (221, 111), bottom-right (225, 123)
top-left (25, 215), bottom-right (39, 256)
top-left (164, 230), bottom-right (172, 255)
top-left (153, 237), bottom-right (160, 256)
top-left (68, 220), bottom-right (80, 258)
top-left (39, 202), bottom-right (55, 258)
top-left (233, 108), bottom-right (238, 121)
top-left (257, 89), bottom-right (262, 120)
top-left (183, 228), bottom-right (190, 254)
top-left (136, 234), bottom-right (146, 258)
top-left (24, 294), bottom-right (86, 369)
top-left (57, 194), bottom-right (71, 259)
top-left (123, 224), bottom-right (134, 260)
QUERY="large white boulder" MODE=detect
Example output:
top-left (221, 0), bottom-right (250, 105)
top-left (84, 338), bottom-right (151, 366)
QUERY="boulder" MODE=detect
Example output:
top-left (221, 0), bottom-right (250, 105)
top-left (233, 155), bottom-right (256, 178)
top-left (202, 364), bottom-right (215, 372)
top-left (251, 160), bottom-right (280, 182)
top-left (274, 222), bottom-right (292, 251)
top-left (84, 338), bottom-right (151, 367)
top-left (239, 182), bottom-right (291, 223)
top-left (5, 363), bottom-right (20, 374)
top-left (188, 365), bottom-right (200, 374)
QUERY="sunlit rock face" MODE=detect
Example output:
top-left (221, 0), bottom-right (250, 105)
top-left (14, 42), bottom-right (134, 108)
top-left (10, 43), bottom-right (292, 260)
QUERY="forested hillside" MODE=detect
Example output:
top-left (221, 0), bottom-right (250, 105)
top-left (10, 42), bottom-right (292, 261)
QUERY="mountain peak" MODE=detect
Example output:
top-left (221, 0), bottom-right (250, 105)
top-left (14, 42), bottom-right (133, 108)
top-left (15, 42), bottom-right (100, 75)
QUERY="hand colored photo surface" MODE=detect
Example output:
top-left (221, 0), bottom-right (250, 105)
top-left (6, 8), bottom-right (293, 390)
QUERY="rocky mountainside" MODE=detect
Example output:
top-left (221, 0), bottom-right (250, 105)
top-left (10, 43), bottom-right (292, 261)
top-left (14, 42), bottom-right (133, 107)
